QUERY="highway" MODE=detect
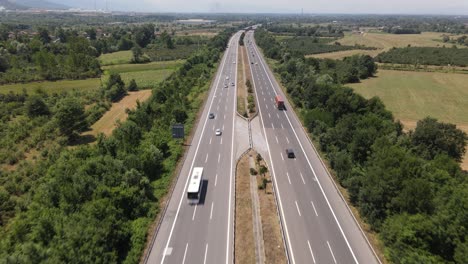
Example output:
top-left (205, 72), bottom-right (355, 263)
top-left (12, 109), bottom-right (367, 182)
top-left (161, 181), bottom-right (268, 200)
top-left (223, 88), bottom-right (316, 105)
top-left (244, 30), bottom-right (380, 264)
top-left (145, 31), bottom-right (242, 264)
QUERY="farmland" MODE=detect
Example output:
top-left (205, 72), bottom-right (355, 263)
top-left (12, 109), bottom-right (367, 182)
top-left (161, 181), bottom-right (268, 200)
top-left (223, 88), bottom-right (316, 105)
top-left (99, 50), bottom-right (134, 65)
top-left (348, 69), bottom-right (468, 169)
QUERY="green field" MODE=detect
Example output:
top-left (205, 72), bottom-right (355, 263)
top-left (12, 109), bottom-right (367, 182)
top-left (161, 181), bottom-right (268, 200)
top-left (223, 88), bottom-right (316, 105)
top-left (348, 69), bottom-right (468, 125)
top-left (119, 70), bottom-right (175, 88)
top-left (99, 50), bottom-right (133, 66)
top-left (102, 60), bottom-right (184, 73)
top-left (0, 78), bottom-right (101, 94)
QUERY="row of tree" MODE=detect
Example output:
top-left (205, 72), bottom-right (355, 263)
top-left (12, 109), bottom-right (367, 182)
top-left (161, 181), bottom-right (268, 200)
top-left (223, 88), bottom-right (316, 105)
top-left (376, 46), bottom-right (468, 67)
top-left (255, 28), bottom-right (468, 263)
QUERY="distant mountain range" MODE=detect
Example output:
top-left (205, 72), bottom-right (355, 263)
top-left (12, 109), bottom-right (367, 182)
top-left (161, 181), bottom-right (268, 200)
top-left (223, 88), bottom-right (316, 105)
top-left (0, 0), bottom-right (69, 10)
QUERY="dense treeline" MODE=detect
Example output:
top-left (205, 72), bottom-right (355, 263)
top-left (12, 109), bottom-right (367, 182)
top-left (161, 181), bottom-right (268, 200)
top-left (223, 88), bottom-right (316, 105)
top-left (376, 46), bottom-right (468, 67)
top-left (266, 24), bottom-right (345, 38)
top-left (255, 30), bottom-right (376, 85)
top-left (0, 28), bottom-right (234, 263)
top-left (279, 36), bottom-right (375, 55)
top-left (442, 35), bottom-right (468, 47)
top-left (255, 28), bottom-right (468, 263)
top-left (382, 27), bottom-right (421, 34)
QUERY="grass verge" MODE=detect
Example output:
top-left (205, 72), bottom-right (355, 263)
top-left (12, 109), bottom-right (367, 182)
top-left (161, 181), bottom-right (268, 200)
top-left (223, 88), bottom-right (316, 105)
top-left (235, 150), bottom-right (256, 264)
top-left (255, 152), bottom-right (287, 264)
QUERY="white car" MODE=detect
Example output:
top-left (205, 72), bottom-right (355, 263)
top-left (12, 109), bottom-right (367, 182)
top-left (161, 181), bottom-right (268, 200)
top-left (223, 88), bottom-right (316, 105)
top-left (233, 61), bottom-right (236, 64)
top-left (215, 129), bottom-right (222, 136)
top-left (226, 76), bottom-right (229, 80)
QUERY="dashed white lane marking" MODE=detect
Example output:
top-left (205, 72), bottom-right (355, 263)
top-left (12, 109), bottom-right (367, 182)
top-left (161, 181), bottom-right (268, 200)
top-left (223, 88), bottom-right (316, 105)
top-left (224, 114), bottom-right (226, 120)
top-left (192, 205), bottom-right (197, 221)
top-left (218, 153), bottom-right (221, 164)
top-left (263, 97), bottom-right (266, 101)
top-left (205, 154), bottom-right (209, 163)
top-left (266, 104), bottom-right (269, 109)
top-left (268, 113), bottom-right (271, 118)
top-left (300, 172), bottom-right (306, 184)
top-left (203, 243), bottom-right (209, 264)
top-left (209, 138), bottom-right (212, 145)
top-left (220, 138), bottom-right (223, 145)
top-left (327, 241), bottom-right (337, 264)
top-left (210, 202), bottom-right (214, 220)
top-left (215, 174), bottom-right (218, 186)
top-left (311, 201), bottom-right (319, 216)
top-left (286, 136), bottom-right (290, 143)
top-left (307, 240), bottom-right (316, 263)
top-left (277, 113), bottom-right (280, 119)
top-left (222, 125), bottom-right (225, 130)
top-left (287, 172), bottom-right (291, 184)
top-left (182, 244), bottom-right (189, 264)
top-left (280, 152), bottom-right (284, 161)
top-left (295, 201), bottom-right (302, 216)
top-left (275, 135), bottom-right (279, 143)
top-left (281, 123), bottom-right (284, 129)
top-left (272, 123), bottom-right (275, 129)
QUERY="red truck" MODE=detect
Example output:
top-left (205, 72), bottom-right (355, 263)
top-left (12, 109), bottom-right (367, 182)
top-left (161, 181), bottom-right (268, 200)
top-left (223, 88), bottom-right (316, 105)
top-left (275, 95), bottom-right (285, 110)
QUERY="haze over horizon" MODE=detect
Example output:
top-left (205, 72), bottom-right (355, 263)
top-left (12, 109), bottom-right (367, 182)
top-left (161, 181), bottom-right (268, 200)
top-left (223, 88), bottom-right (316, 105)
top-left (51, 0), bottom-right (468, 15)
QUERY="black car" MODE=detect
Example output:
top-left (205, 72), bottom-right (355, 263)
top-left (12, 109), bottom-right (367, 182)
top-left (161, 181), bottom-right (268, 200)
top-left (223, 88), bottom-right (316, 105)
top-left (286, 149), bottom-right (295, 158)
top-left (209, 113), bottom-right (215, 119)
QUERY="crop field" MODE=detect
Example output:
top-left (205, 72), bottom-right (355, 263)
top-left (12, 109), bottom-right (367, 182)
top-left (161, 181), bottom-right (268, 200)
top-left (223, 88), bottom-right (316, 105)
top-left (0, 78), bottom-right (101, 94)
top-left (307, 49), bottom-right (381, 59)
top-left (348, 69), bottom-right (468, 169)
top-left (338, 32), bottom-right (463, 50)
top-left (99, 50), bottom-right (133, 65)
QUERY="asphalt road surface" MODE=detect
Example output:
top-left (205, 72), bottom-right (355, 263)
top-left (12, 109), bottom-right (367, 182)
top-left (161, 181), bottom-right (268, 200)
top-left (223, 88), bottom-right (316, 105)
top-left (244, 31), bottom-right (380, 264)
top-left (145, 31), bottom-right (242, 264)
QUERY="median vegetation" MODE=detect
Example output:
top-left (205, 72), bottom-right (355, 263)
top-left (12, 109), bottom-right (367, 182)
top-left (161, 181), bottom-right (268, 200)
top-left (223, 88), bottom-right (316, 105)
top-left (255, 27), bottom-right (468, 264)
top-left (0, 28), bottom-right (234, 263)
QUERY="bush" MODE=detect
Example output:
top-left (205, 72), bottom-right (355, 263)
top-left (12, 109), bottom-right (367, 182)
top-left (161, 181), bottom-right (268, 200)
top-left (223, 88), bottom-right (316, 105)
top-left (250, 168), bottom-right (258, 175)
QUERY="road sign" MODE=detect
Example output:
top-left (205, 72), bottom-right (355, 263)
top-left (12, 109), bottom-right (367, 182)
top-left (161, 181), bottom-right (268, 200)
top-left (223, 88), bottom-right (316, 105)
top-left (172, 124), bottom-right (184, 139)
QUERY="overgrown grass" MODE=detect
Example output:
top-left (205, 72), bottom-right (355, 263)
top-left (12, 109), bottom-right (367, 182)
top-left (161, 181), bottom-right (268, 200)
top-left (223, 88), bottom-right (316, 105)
top-left (144, 44), bottom-right (201, 61)
top-left (0, 78), bottom-right (101, 94)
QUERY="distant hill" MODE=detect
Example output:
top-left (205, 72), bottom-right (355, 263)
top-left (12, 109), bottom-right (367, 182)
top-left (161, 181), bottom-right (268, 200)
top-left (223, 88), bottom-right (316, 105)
top-left (0, 0), bottom-right (69, 10)
top-left (0, 0), bottom-right (27, 9)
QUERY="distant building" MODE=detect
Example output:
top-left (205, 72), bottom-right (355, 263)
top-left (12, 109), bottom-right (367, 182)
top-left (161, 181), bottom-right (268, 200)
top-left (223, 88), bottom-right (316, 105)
top-left (176, 19), bottom-right (215, 25)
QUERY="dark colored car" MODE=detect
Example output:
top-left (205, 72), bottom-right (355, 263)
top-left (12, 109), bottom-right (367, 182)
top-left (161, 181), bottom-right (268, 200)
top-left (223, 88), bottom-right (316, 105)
top-left (209, 113), bottom-right (215, 119)
top-left (286, 149), bottom-right (295, 158)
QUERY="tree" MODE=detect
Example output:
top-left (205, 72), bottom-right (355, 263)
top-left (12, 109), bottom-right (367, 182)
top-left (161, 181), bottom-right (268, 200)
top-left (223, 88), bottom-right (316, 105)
top-left (412, 117), bottom-right (468, 162)
top-left (104, 73), bottom-right (126, 102)
top-left (259, 165), bottom-right (268, 176)
top-left (55, 97), bottom-right (87, 140)
top-left (37, 27), bottom-right (51, 44)
top-left (0, 48), bottom-right (10, 73)
top-left (86, 28), bottom-right (97, 40)
top-left (127, 79), bottom-right (138, 91)
top-left (25, 95), bottom-right (49, 117)
top-left (131, 45), bottom-right (143, 63)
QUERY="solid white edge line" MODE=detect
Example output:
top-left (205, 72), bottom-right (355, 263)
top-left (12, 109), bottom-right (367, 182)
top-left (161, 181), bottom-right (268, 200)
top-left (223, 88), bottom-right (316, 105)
top-left (295, 201), bottom-right (302, 216)
top-left (225, 32), bottom-right (239, 264)
top-left (159, 34), bottom-right (234, 264)
top-left (307, 240), bottom-right (316, 264)
top-left (327, 241), bottom-right (337, 264)
top-left (247, 34), bottom-right (296, 264)
top-left (253, 36), bottom-right (360, 264)
top-left (182, 243), bottom-right (188, 264)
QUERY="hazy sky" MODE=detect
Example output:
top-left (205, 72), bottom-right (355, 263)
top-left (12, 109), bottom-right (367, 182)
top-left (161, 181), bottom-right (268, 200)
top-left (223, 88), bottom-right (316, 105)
top-left (61, 0), bottom-right (468, 14)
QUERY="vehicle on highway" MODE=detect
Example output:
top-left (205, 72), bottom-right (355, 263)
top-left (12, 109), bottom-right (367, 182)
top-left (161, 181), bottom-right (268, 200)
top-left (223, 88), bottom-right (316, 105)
top-left (251, 62), bottom-right (254, 64)
top-left (215, 129), bottom-right (222, 136)
top-left (209, 113), bottom-right (215, 119)
top-left (286, 149), bottom-right (295, 158)
top-left (224, 84), bottom-right (228, 88)
top-left (255, 62), bottom-right (258, 65)
top-left (275, 95), bottom-right (285, 110)
top-left (231, 82), bottom-right (235, 86)
top-left (187, 167), bottom-right (204, 204)
top-left (233, 61), bottom-right (236, 64)
top-left (226, 76), bottom-right (229, 80)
